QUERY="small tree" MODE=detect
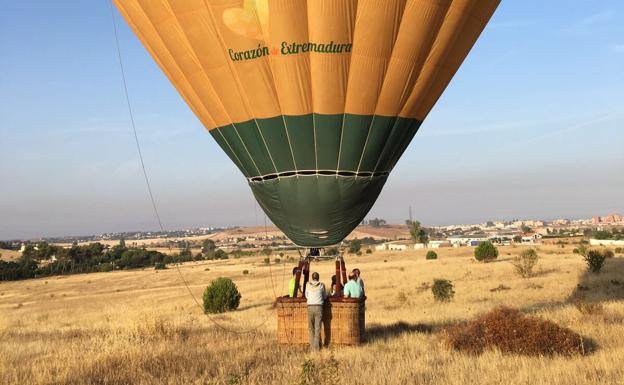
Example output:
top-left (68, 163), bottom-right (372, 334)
top-left (214, 249), bottom-right (228, 260)
top-left (202, 277), bottom-right (241, 313)
top-left (202, 239), bottom-right (216, 259)
top-left (261, 247), bottom-right (273, 257)
top-left (512, 249), bottom-right (539, 278)
top-left (408, 220), bottom-right (429, 246)
top-left (326, 247), bottom-right (339, 256)
top-left (349, 239), bottom-right (362, 254)
top-left (426, 251), bottom-right (438, 260)
top-left (432, 279), bottom-right (454, 302)
top-left (584, 250), bottom-right (606, 273)
top-left (474, 241), bottom-right (498, 262)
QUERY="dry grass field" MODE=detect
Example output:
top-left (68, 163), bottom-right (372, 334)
top-left (0, 249), bottom-right (21, 261)
top-left (1, 245), bottom-right (623, 385)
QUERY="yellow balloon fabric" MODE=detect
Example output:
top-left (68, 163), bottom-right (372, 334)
top-left (114, 0), bottom-right (500, 246)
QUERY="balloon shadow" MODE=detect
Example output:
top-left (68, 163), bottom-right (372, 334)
top-left (365, 321), bottom-right (434, 343)
top-left (567, 257), bottom-right (624, 303)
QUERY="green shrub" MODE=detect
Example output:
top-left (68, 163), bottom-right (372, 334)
top-left (154, 262), bottom-right (167, 270)
top-left (274, 258), bottom-right (281, 264)
top-left (349, 239), bottom-right (362, 254)
top-left (426, 251), bottom-right (438, 260)
top-left (432, 279), bottom-right (454, 302)
top-left (99, 263), bottom-right (113, 272)
top-left (615, 247), bottom-right (622, 254)
top-left (474, 242), bottom-right (498, 262)
top-left (584, 250), bottom-right (606, 273)
top-left (242, 270), bottom-right (249, 275)
top-left (263, 257), bottom-right (270, 265)
top-left (214, 249), bottom-right (228, 260)
top-left (202, 277), bottom-right (241, 314)
top-left (365, 248), bottom-right (373, 254)
top-left (356, 251), bottom-right (362, 256)
top-left (325, 247), bottom-right (339, 256)
top-left (576, 244), bottom-right (588, 256)
top-left (512, 249), bottom-right (539, 278)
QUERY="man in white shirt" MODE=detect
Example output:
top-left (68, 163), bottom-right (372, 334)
top-left (305, 272), bottom-right (327, 351)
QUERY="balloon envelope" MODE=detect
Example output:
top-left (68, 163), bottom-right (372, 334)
top-left (114, 0), bottom-right (500, 246)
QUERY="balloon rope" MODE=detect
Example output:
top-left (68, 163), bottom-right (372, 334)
top-left (109, 1), bottom-right (271, 335)
top-left (109, 2), bottom-right (162, 232)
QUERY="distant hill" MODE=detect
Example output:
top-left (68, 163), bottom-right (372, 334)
top-left (52, 224), bottom-right (411, 249)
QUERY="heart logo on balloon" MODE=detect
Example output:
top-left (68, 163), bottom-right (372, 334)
top-left (222, 0), bottom-right (269, 41)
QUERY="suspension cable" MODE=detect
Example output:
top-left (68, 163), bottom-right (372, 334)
top-left (109, 1), bottom-right (273, 334)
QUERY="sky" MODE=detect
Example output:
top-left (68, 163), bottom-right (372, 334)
top-left (1, 1), bottom-right (623, 240)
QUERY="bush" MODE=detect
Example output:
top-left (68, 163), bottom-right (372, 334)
top-left (603, 249), bottom-right (614, 259)
top-left (512, 249), bottom-right (539, 278)
top-left (426, 251), bottom-right (438, 260)
top-left (242, 270), bottom-right (249, 275)
top-left (99, 263), bottom-right (113, 272)
top-left (614, 247), bottom-right (622, 254)
top-left (154, 262), bottom-right (167, 270)
top-left (445, 307), bottom-right (589, 356)
top-left (349, 239), bottom-right (362, 254)
top-left (325, 247), bottom-right (339, 256)
top-left (202, 277), bottom-right (241, 314)
top-left (214, 249), bottom-right (228, 260)
top-left (474, 242), bottom-right (498, 262)
top-left (584, 250), bottom-right (606, 273)
top-left (274, 258), bottom-right (281, 264)
top-left (432, 279), bottom-right (454, 302)
top-left (263, 257), bottom-right (270, 265)
top-left (576, 244), bottom-right (588, 256)
top-left (365, 248), bottom-right (372, 254)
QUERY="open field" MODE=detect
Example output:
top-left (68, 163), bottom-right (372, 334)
top-left (0, 249), bottom-right (21, 261)
top-left (1, 245), bottom-right (623, 385)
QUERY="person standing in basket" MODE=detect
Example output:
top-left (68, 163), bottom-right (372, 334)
top-left (306, 272), bottom-right (327, 351)
top-left (343, 273), bottom-right (363, 299)
top-left (353, 268), bottom-right (365, 296)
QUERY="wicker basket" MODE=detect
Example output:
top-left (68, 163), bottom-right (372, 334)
top-left (276, 296), bottom-right (365, 346)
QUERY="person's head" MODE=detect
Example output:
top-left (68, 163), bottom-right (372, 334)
top-left (292, 267), bottom-right (300, 276)
top-left (311, 272), bottom-right (320, 281)
top-left (331, 275), bottom-right (336, 285)
top-left (348, 273), bottom-right (356, 281)
top-left (352, 268), bottom-right (361, 278)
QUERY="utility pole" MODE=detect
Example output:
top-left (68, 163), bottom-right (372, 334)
top-left (409, 205), bottom-right (413, 224)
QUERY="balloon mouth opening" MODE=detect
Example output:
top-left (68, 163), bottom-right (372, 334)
top-left (248, 170), bottom-right (389, 183)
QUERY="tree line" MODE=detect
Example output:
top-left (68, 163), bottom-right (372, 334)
top-left (0, 239), bottom-right (229, 281)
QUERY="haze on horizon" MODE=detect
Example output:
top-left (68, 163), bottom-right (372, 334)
top-left (1, 1), bottom-right (623, 240)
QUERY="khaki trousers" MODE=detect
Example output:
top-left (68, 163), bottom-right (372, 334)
top-left (307, 305), bottom-right (323, 350)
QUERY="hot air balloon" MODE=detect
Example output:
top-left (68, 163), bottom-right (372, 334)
top-left (113, 0), bottom-right (500, 247)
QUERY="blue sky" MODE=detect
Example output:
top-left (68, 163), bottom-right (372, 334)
top-left (1, 1), bottom-right (623, 240)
